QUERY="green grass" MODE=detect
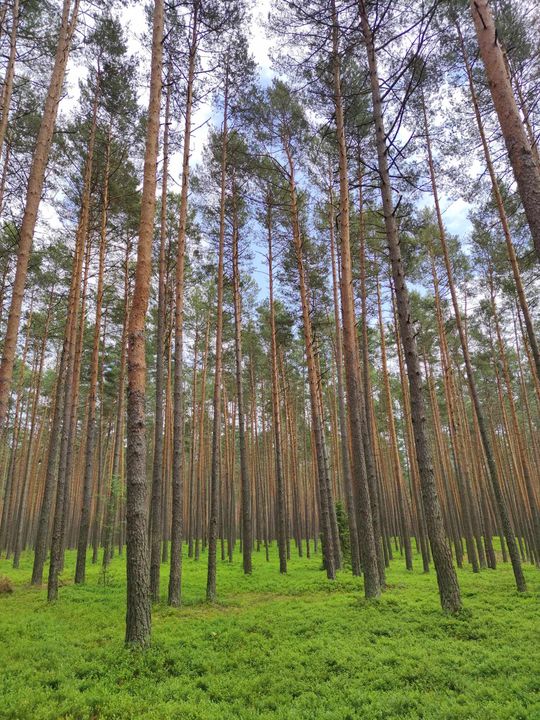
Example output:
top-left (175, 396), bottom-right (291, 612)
top-left (0, 544), bottom-right (538, 720)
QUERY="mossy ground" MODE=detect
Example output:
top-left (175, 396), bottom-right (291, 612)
top-left (0, 544), bottom-right (538, 720)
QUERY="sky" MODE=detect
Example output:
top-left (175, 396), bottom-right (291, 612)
top-left (50, 1), bottom-right (473, 301)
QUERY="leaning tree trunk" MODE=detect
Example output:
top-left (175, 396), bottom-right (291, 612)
top-left (0, 0), bottom-right (19, 162)
top-left (421, 91), bottom-right (527, 593)
top-left (124, 0), bottom-right (164, 647)
top-left (0, 0), bottom-right (80, 430)
top-left (455, 28), bottom-right (540, 383)
top-left (359, 0), bottom-right (461, 613)
top-left (470, 0), bottom-right (540, 263)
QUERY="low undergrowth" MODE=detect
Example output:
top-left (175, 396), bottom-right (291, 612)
top-left (0, 544), bottom-right (538, 719)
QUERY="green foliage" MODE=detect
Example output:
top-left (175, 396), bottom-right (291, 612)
top-left (0, 547), bottom-right (538, 719)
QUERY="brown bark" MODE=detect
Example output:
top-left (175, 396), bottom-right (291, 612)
top-left (149, 68), bottom-right (171, 603)
top-left (12, 288), bottom-right (53, 567)
top-left (125, 0), bottom-right (164, 646)
top-left (284, 142), bottom-right (335, 580)
top-left (330, 2), bottom-right (380, 594)
top-left (102, 243), bottom-right (130, 569)
top-left (328, 179), bottom-right (361, 576)
top-left (207, 72), bottom-right (228, 602)
top-left (47, 76), bottom-right (99, 601)
top-left (169, 5), bottom-right (199, 605)
top-left (360, 1), bottom-right (461, 612)
top-left (0, 0), bottom-right (80, 429)
top-left (470, 0), bottom-right (540, 262)
top-left (231, 175), bottom-right (252, 574)
top-left (266, 194), bottom-right (287, 573)
top-left (421, 85), bottom-right (526, 593)
top-left (456, 28), bottom-right (540, 381)
top-left (0, 0), bottom-right (19, 160)
top-left (75, 127), bottom-right (110, 584)
top-left (376, 279), bottom-right (413, 571)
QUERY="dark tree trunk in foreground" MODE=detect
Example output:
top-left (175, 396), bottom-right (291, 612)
top-left (125, 0), bottom-right (164, 647)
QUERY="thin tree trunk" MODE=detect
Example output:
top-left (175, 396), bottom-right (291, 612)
top-left (231, 175), bottom-right (252, 574)
top-left (207, 70), bottom-right (228, 602)
top-left (169, 5), bottom-right (199, 605)
top-left (47, 75), bottom-right (99, 601)
top-left (284, 142), bottom-right (335, 580)
top-left (149, 69), bottom-right (171, 603)
top-left (376, 279), bottom-right (413, 571)
top-left (75, 126), bottom-right (110, 584)
top-left (265, 193), bottom-right (287, 574)
top-left (328, 178), bottom-right (361, 576)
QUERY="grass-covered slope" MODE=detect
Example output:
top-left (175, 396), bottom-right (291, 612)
top-left (0, 547), bottom-right (538, 720)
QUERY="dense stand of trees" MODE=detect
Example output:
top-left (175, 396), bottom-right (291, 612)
top-left (0, 0), bottom-right (538, 646)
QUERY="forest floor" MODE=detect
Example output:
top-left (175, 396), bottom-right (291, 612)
top-left (0, 545), bottom-right (538, 720)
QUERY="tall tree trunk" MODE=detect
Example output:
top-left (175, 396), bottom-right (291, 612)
top-left (470, 0), bottom-right (540, 262)
top-left (75, 127), bottom-right (110, 584)
top-left (328, 178), bottom-right (361, 577)
top-left (330, 1), bottom-right (380, 595)
top-left (455, 30), bottom-right (540, 381)
top-left (357, 166), bottom-right (386, 585)
top-left (359, 0), bottom-right (461, 613)
top-left (102, 243), bottom-right (130, 569)
top-left (488, 271), bottom-right (540, 561)
top-left (232, 175), bottom-right (252, 574)
top-left (149, 68), bottom-right (171, 603)
top-left (207, 71), bottom-right (228, 602)
top-left (421, 87), bottom-right (527, 593)
top-left (284, 142), bottom-right (335, 580)
top-left (124, 0), bottom-right (164, 647)
top-left (0, 0), bottom-right (80, 429)
top-left (376, 279), bottom-right (413, 571)
top-left (265, 193), bottom-right (287, 574)
top-left (168, 4), bottom-right (199, 606)
top-left (0, 0), bottom-right (19, 161)
top-left (47, 75), bottom-right (99, 601)
top-left (13, 288), bottom-right (53, 567)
